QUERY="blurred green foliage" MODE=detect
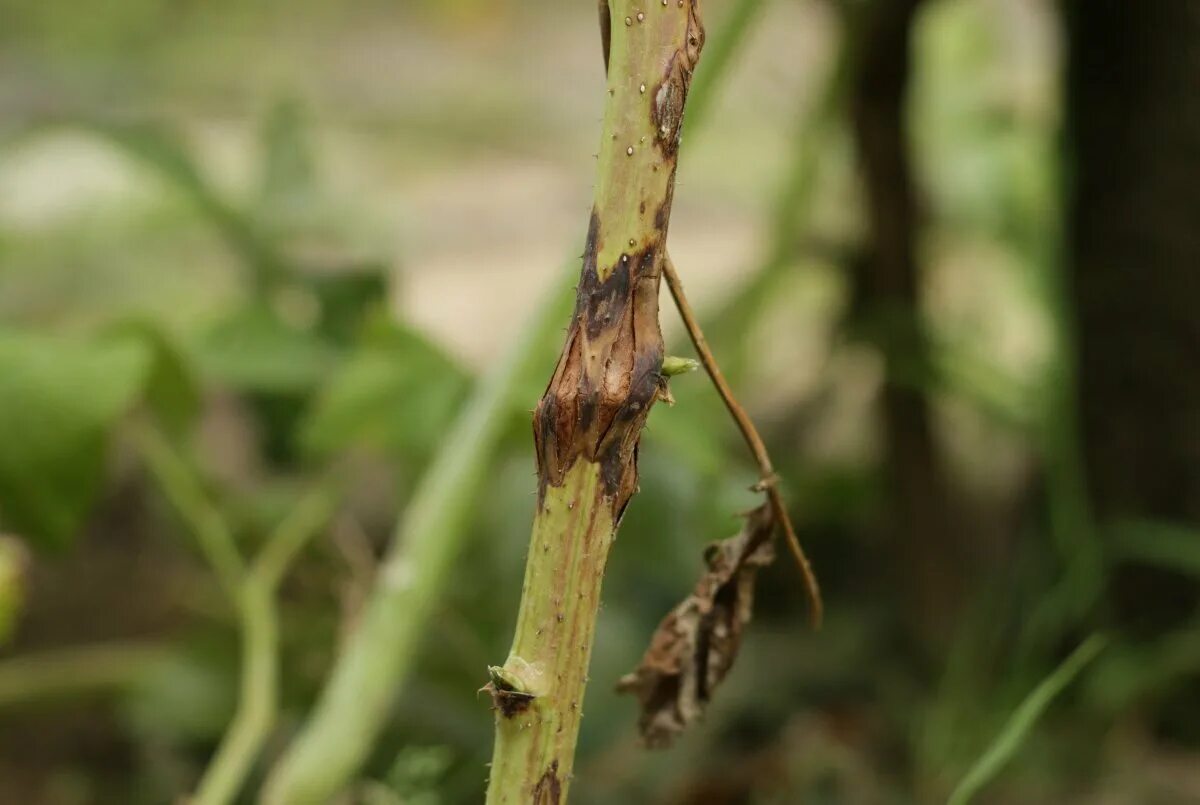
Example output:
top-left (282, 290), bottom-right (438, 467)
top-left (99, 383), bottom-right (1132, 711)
top-left (0, 332), bottom-right (149, 548)
top-left (0, 1), bottom-right (1196, 804)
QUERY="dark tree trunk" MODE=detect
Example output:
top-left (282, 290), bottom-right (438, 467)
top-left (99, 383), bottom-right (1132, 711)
top-left (850, 0), bottom-right (961, 645)
top-left (1067, 0), bottom-right (1200, 529)
top-left (1066, 0), bottom-right (1200, 741)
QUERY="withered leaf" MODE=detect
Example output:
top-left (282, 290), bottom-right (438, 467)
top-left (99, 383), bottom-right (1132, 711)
top-left (616, 503), bottom-right (777, 747)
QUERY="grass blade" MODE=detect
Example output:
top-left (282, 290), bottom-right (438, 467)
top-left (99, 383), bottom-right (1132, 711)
top-left (947, 633), bottom-right (1108, 805)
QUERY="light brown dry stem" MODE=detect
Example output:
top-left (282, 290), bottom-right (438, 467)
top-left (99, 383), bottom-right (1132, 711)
top-left (662, 254), bottom-right (823, 628)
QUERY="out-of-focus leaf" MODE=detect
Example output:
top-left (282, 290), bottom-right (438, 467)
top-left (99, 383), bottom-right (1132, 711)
top-left (258, 97), bottom-right (319, 216)
top-left (105, 318), bottom-right (202, 435)
top-left (300, 317), bottom-right (471, 460)
top-left (304, 268), bottom-right (389, 345)
top-left (81, 120), bottom-right (284, 289)
top-left (1106, 519), bottom-right (1200, 581)
top-left (253, 100), bottom-right (388, 290)
top-left (87, 122), bottom-right (211, 207)
top-left (197, 303), bottom-right (337, 395)
top-left (642, 385), bottom-right (727, 477)
top-left (382, 745), bottom-right (453, 805)
top-left (122, 645), bottom-right (235, 743)
top-left (1086, 626), bottom-right (1200, 714)
top-left (0, 332), bottom-right (150, 549)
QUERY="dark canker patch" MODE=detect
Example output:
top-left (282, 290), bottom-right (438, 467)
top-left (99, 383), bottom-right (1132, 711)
top-left (532, 760), bottom-right (562, 805)
top-left (530, 2), bottom-right (707, 520)
top-left (532, 215), bottom-right (665, 521)
top-left (485, 678), bottom-right (536, 719)
top-left (583, 257), bottom-right (630, 340)
top-left (651, 56), bottom-right (689, 157)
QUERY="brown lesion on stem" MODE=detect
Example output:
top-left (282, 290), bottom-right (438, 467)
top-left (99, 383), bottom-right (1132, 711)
top-left (532, 761), bottom-right (562, 805)
top-left (598, 0), bottom-right (611, 74)
top-left (483, 666), bottom-right (537, 720)
top-left (535, 0), bottom-right (706, 524)
top-left (486, 687), bottom-right (536, 720)
top-left (650, 10), bottom-right (702, 159)
top-left (533, 212), bottom-right (665, 523)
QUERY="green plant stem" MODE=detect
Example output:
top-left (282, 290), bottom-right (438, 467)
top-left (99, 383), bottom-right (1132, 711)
top-left (486, 462), bottom-right (613, 804)
top-left (193, 485), bottom-right (337, 805)
top-left (195, 578), bottom-right (277, 805)
top-left (135, 425), bottom-right (245, 597)
top-left (0, 643), bottom-right (168, 708)
top-left (264, 0), bottom-right (751, 796)
top-left (484, 2), bottom-right (704, 801)
top-left (253, 483), bottom-right (340, 590)
top-left (261, 276), bottom-right (574, 805)
top-left (138, 422), bottom-right (335, 805)
top-left (947, 634), bottom-right (1107, 805)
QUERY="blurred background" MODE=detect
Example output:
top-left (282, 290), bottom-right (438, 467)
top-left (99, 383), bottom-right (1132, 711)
top-left (1, 0), bottom-right (1197, 802)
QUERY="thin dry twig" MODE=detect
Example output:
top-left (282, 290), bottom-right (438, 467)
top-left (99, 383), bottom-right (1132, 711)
top-left (662, 254), bottom-right (823, 628)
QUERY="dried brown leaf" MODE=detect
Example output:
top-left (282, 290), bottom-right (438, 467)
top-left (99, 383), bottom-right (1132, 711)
top-left (616, 503), bottom-right (777, 747)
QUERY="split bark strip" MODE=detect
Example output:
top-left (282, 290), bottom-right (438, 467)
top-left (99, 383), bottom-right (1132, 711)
top-left (484, 2), bottom-right (705, 803)
top-left (661, 255), bottom-right (823, 627)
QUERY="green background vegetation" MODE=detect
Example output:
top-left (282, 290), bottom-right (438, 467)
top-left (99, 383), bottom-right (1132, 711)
top-left (0, 0), bottom-right (1196, 802)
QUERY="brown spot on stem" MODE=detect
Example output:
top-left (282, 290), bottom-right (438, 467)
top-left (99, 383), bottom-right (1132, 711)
top-left (532, 761), bottom-right (562, 805)
top-left (654, 183), bottom-right (676, 230)
top-left (684, 1), bottom-right (705, 68)
top-left (533, 210), bottom-right (665, 519)
top-left (531, 2), bottom-right (706, 519)
top-left (484, 680), bottom-right (536, 719)
top-left (649, 3), bottom-right (703, 158)
top-left (651, 62), bottom-right (687, 156)
top-left (598, 0), bottom-right (611, 74)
